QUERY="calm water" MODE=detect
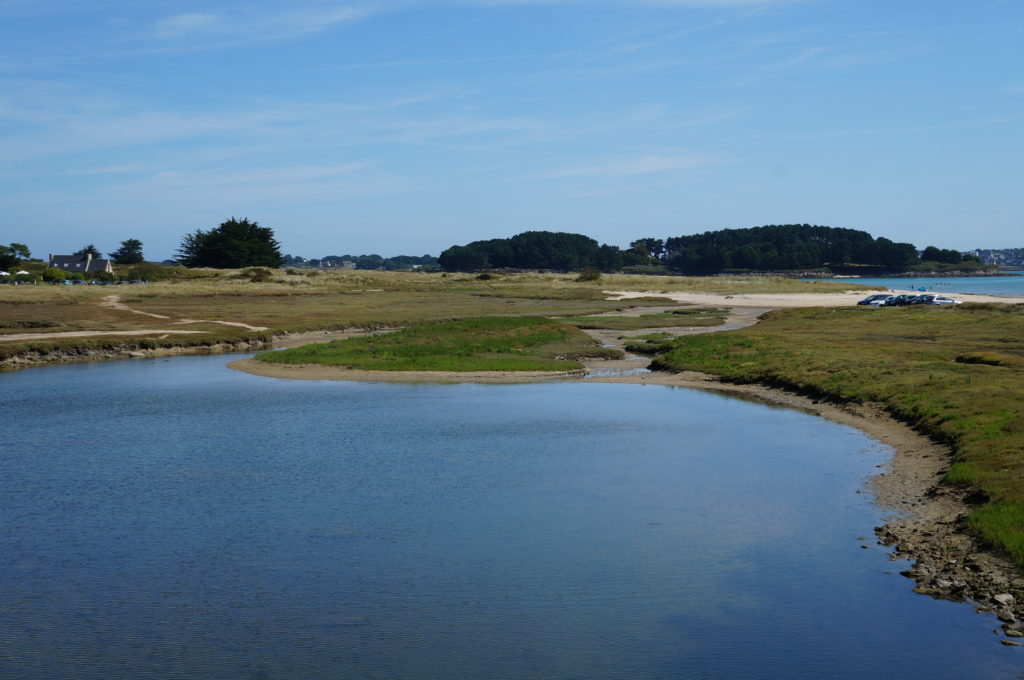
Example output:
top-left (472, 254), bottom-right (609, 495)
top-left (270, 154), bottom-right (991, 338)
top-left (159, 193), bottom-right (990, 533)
top-left (802, 271), bottom-right (1024, 296)
top-left (1, 355), bottom-right (1019, 679)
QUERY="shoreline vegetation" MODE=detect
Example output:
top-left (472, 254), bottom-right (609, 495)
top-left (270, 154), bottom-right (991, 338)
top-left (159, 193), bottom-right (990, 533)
top-left (254, 316), bottom-right (620, 373)
top-left (4, 268), bottom-right (1024, 639)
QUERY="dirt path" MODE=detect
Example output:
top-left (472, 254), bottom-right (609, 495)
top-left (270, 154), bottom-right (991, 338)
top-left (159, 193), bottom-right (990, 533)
top-left (0, 295), bottom-right (270, 343)
top-left (99, 294), bottom-right (270, 331)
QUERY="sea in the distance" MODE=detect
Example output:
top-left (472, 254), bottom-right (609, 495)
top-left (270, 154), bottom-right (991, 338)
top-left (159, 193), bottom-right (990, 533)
top-left (1, 354), bottom-right (1020, 679)
top-left (802, 270), bottom-right (1024, 296)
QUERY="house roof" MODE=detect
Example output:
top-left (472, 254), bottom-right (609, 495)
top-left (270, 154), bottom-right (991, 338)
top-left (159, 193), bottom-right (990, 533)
top-left (48, 254), bottom-right (113, 273)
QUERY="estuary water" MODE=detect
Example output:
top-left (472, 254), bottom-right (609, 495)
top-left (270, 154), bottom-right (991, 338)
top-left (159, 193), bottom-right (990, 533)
top-left (1, 355), bottom-right (1019, 679)
top-left (802, 271), bottom-right (1024, 297)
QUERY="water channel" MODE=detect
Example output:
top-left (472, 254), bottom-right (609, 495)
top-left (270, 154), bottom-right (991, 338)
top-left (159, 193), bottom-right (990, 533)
top-left (1, 354), bottom-right (1019, 679)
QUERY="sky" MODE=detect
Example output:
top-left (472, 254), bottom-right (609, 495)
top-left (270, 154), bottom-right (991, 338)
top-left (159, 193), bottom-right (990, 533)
top-left (1, 0), bottom-right (1021, 261)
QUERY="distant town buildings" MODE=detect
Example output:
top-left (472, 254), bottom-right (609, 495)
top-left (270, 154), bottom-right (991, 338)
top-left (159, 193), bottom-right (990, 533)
top-left (971, 248), bottom-right (1024, 266)
top-left (281, 253), bottom-right (437, 271)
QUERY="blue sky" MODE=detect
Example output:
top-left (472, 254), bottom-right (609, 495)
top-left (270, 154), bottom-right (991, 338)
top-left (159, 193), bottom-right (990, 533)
top-left (1, 0), bottom-right (1021, 261)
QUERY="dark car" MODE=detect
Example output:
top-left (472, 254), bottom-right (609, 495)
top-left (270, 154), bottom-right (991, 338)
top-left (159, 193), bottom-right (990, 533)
top-left (881, 294), bottom-right (918, 306)
top-left (857, 293), bottom-right (892, 306)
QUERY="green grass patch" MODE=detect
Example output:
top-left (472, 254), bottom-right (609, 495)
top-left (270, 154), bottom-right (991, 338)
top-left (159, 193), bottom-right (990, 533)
top-left (255, 317), bottom-right (602, 371)
top-left (557, 308), bottom-right (726, 331)
top-left (624, 333), bottom-right (678, 355)
top-left (647, 303), bottom-right (1024, 567)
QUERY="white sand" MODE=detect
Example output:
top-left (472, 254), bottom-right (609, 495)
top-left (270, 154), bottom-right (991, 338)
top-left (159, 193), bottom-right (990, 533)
top-left (603, 289), bottom-right (1024, 308)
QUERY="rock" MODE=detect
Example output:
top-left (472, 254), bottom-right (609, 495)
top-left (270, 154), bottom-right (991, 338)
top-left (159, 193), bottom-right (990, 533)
top-left (997, 611), bottom-right (1017, 624)
top-left (994, 593), bottom-right (1015, 607)
top-left (1000, 639), bottom-right (1022, 647)
top-left (1003, 628), bottom-right (1024, 638)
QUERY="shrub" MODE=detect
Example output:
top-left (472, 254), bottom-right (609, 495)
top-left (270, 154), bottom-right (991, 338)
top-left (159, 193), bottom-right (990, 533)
top-left (244, 268), bottom-right (274, 283)
top-left (476, 272), bottom-right (495, 281)
top-left (41, 267), bottom-right (67, 282)
top-left (576, 268), bottom-right (602, 282)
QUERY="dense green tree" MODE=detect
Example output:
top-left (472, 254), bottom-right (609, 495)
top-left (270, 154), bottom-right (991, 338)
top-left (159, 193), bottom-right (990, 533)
top-left (175, 217), bottom-right (283, 268)
top-left (74, 244), bottom-right (102, 258)
top-left (630, 238), bottom-right (666, 261)
top-left (922, 245), bottom-right (967, 264)
top-left (0, 242), bottom-right (30, 271)
top-left (439, 231), bottom-right (624, 273)
top-left (664, 225), bottom-right (920, 274)
top-left (109, 238), bottom-right (144, 265)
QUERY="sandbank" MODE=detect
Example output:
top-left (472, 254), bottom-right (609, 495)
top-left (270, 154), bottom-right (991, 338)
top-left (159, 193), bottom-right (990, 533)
top-left (604, 288), bottom-right (1024, 308)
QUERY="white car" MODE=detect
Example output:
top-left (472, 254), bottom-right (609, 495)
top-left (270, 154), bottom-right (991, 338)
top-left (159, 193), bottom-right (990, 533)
top-left (916, 294), bottom-right (961, 306)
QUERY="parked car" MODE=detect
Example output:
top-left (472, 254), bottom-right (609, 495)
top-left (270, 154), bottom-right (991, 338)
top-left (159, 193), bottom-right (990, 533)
top-left (881, 294), bottom-right (919, 306)
top-left (916, 294), bottom-right (962, 306)
top-left (857, 293), bottom-right (892, 306)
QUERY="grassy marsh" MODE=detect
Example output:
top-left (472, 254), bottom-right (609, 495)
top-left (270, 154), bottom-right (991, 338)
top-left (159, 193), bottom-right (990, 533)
top-left (256, 317), bottom-right (613, 371)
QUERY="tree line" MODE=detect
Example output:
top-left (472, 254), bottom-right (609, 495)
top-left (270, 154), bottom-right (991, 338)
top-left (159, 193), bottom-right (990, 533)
top-left (12, 218), bottom-right (978, 275)
top-left (438, 231), bottom-right (625, 272)
top-left (439, 224), bottom-right (979, 274)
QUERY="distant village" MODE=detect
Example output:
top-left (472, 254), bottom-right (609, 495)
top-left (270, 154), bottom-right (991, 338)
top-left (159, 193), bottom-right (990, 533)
top-left (276, 253), bottom-right (439, 271)
top-left (970, 248), bottom-right (1024, 267)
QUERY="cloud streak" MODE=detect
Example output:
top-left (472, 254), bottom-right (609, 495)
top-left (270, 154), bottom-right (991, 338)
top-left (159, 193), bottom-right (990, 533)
top-left (151, 6), bottom-right (370, 46)
top-left (539, 153), bottom-right (721, 179)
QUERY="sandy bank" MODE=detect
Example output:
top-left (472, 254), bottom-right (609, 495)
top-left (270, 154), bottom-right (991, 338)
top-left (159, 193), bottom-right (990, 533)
top-left (604, 289), bottom-right (1024, 307)
top-left (228, 359), bottom-right (582, 383)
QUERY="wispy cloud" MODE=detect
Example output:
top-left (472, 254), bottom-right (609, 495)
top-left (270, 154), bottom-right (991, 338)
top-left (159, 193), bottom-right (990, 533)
top-left (453, 0), bottom-right (799, 5)
top-left (539, 153), bottom-right (721, 180)
top-left (154, 13), bottom-right (220, 40)
top-left (4, 161), bottom-right (406, 210)
top-left (151, 6), bottom-right (369, 46)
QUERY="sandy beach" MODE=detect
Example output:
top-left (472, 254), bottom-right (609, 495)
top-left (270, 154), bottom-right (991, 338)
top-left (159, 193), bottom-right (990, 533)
top-left (604, 288), bottom-right (1024, 307)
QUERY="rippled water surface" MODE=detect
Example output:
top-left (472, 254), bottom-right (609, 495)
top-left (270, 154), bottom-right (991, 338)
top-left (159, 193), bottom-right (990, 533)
top-left (802, 271), bottom-right (1024, 296)
top-left (1, 355), bottom-right (1019, 679)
